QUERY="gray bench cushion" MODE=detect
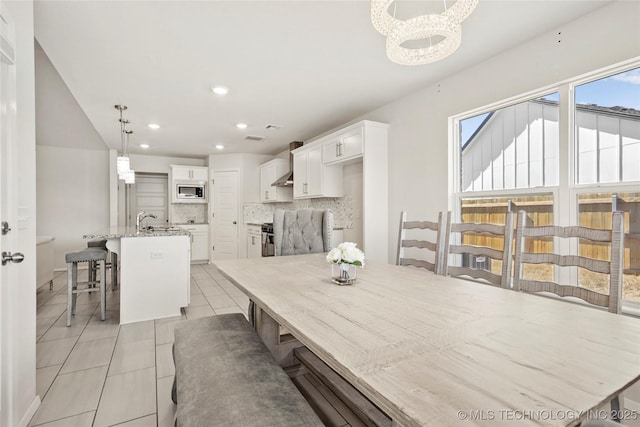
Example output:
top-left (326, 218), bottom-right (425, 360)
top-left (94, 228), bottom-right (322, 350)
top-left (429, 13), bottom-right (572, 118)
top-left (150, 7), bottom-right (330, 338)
top-left (174, 314), bottom-right (323, 427)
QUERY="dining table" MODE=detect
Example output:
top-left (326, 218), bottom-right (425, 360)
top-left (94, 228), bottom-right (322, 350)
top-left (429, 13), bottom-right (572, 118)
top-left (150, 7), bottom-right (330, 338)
top-left (214, 253), bottom-right (640, 426)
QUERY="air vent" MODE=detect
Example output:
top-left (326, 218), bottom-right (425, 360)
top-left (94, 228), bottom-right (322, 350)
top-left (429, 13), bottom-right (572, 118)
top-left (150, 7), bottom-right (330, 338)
top-left (265, 124), bottom-right (282, 130)
top-left (245, 135), bottom-right (266, 141)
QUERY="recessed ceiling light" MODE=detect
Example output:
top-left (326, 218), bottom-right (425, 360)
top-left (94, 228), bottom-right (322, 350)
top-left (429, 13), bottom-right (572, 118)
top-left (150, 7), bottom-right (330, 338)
top-left (140, 144), bottom-right (150, 149)
top-left (148, 123), bottom-right (160, 130)
top-left (236, 123), bottom-right (247, 129)
top-left (211, 86), bottom-right (229, 95)
top-left (215, 144), bottom-right (224, 150)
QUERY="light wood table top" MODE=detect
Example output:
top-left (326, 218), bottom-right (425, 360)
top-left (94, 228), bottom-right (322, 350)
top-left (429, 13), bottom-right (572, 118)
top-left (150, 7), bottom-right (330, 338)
top-left (215, 253), bottom-right (640, 426)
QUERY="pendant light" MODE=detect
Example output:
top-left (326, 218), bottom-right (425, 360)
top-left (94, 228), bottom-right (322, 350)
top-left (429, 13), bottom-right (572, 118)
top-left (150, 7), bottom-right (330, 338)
top-left (124, 129), bottom-right (135, 184)
top-left (115, 105), bottom-right (130, 178)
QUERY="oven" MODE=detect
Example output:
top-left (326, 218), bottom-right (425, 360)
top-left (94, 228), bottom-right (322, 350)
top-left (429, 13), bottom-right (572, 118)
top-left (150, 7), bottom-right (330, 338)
top-left (261, 223), bottom-right (274, 257)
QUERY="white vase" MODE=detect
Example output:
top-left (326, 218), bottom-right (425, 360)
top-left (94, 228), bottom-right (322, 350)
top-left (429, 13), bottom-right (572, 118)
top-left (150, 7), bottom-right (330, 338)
top-left (331, 263), bottom-right (357, 285)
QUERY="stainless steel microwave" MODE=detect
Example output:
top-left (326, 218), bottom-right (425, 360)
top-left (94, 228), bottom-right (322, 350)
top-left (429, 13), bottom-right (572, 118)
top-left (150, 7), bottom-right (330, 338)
top-left (175, 181), bottom-right (207, 203)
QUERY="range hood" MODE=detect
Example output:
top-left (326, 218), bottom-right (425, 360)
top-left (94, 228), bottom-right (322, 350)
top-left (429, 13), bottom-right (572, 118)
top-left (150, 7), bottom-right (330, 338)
top-left (272, 141), bottom-right (304, 187)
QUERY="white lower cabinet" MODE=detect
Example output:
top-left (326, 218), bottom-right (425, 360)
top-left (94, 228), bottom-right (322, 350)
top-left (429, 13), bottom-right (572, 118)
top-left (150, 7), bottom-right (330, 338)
top-left (181, 224), bottom-right (209, 262)
top-left (247, 225), bottom-right (262, 258)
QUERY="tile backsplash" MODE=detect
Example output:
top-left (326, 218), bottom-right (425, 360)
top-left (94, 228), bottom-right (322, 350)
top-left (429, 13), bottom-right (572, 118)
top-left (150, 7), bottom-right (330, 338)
top-left (243, 197), bottom-right (352, 229)
top-left (172, 203), bottom-right (207, 224)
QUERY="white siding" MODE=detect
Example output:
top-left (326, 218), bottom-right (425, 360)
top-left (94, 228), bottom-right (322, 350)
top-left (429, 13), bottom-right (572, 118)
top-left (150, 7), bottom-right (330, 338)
top-left (576, 111), bottom-right (640, 184)
top-left (461, 101), bottom-right (560, 191)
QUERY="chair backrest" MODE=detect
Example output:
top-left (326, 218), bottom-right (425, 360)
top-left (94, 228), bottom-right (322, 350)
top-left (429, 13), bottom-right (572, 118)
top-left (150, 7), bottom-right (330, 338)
top-left (442, 211), bottom-right (515, 288)
top-left (396, 211), bottom-right (448, 275)
top-left (273, 209), bottom-right (333, 256)
top-left (513, 210), bottom-right (625, 314)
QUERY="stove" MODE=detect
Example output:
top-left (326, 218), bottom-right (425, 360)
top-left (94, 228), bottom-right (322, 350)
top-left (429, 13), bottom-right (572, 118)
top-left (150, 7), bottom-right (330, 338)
top-left (261, 222), bottom-right (274, 257)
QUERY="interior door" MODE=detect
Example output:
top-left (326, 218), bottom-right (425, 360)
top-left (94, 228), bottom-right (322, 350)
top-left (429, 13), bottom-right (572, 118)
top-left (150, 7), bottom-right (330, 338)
top-left (211, 170), bottom-right (238, 260)
top-left (1, 8), bottom-right (23, 426)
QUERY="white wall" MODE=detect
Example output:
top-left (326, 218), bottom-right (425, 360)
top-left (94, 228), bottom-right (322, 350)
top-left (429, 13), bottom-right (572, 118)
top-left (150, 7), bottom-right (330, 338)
top-left (36, 146), bottom-right (110, 269)
top-left (351, 1), bottom-right (640, 262)
top-left (5, 1), bottom-right (38, 425)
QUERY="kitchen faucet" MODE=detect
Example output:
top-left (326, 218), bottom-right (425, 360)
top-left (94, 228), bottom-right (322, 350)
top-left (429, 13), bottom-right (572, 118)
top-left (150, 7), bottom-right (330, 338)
top-left (136, 211), bottom-right (157, 230)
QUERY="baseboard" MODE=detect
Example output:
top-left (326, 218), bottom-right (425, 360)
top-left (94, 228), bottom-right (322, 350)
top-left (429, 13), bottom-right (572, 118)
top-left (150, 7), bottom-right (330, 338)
top-left (18, 395), bottom-right (40, 427)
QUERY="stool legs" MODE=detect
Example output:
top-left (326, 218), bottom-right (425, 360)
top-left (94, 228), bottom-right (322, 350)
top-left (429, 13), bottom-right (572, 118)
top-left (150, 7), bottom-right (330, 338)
top-left (66, 257), bottom-right (107, 327)
top-left (67, 261), bottom-right (74, 326)
top-left (99, 259), bottom-right (106, 321)
top-left (111, 253), bottom-right (118, 291)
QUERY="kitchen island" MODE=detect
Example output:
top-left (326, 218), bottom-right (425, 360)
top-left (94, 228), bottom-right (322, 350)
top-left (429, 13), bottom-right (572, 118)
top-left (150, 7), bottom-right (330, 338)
top-left (84, 226), bottom-right (191, 324)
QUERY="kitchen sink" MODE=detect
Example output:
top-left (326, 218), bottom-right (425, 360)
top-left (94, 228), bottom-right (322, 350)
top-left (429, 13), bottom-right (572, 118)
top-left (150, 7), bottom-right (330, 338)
top-left (141, 226), bottom-right (183, 232)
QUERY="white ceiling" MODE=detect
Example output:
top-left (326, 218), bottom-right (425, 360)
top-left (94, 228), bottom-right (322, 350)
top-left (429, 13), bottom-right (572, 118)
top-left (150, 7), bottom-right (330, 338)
top-left (34, 0), bottom-right (611, 158)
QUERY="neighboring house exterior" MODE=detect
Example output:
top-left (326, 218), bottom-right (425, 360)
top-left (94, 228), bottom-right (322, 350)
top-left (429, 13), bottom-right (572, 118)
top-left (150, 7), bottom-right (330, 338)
top-left (461, 100), bottom-right (640, 192)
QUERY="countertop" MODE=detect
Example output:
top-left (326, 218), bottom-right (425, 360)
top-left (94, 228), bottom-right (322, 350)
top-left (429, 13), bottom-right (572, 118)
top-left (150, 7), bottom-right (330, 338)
top-left (84, 225), bottom-right (191, 240)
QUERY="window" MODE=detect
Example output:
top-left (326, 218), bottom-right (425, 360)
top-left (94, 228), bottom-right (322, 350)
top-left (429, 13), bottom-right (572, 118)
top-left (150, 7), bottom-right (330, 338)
top-left (452, 60), bottom-right (640, 309)
top-left (460, 195), bottom-right (553, 278)
top-left (460, 93), bottom-right (559, 192)
top-left (577, 192), bottom-right (640, 303)
top-left (575, 67), bottom-right (640, 184)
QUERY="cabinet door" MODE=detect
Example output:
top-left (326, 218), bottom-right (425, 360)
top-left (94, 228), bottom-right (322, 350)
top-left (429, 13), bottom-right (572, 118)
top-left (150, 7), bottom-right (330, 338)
top-left (260, 164), bottom-right (275, 202)
top-left (322, 137), bottom-right (341, 164)
top-left (247, 231), bottom-right (262, 258)
top-left (191, 167), bottom-right (208, 181)
top-left (322, 128), bottom-right (363, 164)
top-left (340, 128), bottom-right (364, 159)
top-left (293, 151), bottom-right (307, 198)
top-left (305, 145), bottom-right (323, 196)
top-left (172, 166), bottom-right (191, 181)
top-left (191, 232), bottom-right (209, 261)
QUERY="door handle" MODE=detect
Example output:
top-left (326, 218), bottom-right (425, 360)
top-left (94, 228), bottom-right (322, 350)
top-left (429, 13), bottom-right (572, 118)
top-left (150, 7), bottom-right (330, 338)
top-left (2, 251), bottom-right (24, 266)
top-left (233, 221), bottom-right (237, 224)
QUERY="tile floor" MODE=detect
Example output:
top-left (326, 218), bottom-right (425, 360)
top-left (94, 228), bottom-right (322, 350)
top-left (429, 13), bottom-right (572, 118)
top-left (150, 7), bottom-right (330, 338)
top-left (32, 263), bottom-right (249, 427)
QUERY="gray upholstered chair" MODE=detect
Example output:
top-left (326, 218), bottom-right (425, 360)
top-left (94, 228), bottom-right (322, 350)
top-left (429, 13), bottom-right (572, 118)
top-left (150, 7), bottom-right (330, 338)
top-left (273, 209), bottom-right (333, 256)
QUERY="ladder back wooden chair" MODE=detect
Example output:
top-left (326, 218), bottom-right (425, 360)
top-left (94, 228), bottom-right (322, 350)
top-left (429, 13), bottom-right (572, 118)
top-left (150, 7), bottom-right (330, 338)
top-left (513, 210), bottom-right (625, 314)
top-left (396, 211), bottom-right (448, 275)
top-left (442, 211), bottom-right (515, 288)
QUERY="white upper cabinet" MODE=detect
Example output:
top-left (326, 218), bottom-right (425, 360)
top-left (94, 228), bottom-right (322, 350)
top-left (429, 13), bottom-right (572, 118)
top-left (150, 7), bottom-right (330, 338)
top-left (171, 165), bottom-right (208, 181)
top-left (293, 143), bottom-right (342, 199)
top-left (322, 127), bottom-right (364, 164)
top-left (259, 159), bottom-right (293, 203)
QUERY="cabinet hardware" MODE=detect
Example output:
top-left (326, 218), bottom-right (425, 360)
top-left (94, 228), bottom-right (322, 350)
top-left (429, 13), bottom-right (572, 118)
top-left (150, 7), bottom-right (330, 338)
top-left (1, 221), bottom-right (10, 235)
top-left (336, 142), bottom-right (339, 157)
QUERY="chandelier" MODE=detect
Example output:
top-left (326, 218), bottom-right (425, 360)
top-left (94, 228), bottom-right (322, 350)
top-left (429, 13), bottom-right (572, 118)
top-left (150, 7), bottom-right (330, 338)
top-left (115, 104), bottom-right (135, 185)
top-left (371, 0), bottom-right (478, 66)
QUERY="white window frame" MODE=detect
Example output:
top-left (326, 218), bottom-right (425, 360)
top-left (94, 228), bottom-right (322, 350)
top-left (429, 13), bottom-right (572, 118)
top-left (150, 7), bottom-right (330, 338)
top-left (449, 57), bottom-right (640, 313)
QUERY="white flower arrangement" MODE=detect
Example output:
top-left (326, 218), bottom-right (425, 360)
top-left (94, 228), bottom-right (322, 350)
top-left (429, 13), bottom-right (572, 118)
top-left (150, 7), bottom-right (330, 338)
top-left (326, 242), bottom-right (365, 267)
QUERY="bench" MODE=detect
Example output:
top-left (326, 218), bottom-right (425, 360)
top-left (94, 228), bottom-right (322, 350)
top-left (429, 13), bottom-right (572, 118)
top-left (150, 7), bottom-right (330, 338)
top-left (173, 313), bottom-right (324, 427)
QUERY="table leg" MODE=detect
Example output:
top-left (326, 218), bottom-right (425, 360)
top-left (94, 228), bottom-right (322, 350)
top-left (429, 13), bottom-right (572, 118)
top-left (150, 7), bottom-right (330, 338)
top-left (254, 306), bottom-right (301, 368)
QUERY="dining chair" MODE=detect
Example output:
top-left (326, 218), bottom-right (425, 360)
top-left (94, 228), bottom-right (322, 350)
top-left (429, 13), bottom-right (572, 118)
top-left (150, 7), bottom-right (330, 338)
top-left (273, 209), bottom-right (333, 256)
top-left (442, 211), bottom-right (515, 288)
top-left (396, 211), bottom-right (448, 275)
top-left (512, 210), bottom-right (625, 314)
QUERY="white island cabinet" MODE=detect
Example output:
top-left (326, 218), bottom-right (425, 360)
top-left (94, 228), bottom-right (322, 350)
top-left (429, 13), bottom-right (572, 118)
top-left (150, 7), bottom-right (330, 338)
top-left (85, 226), bottom-right (191, 324)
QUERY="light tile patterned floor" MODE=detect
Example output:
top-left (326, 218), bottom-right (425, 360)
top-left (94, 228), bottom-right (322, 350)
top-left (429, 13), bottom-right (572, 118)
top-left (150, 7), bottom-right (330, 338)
top-left (31, 264), bottom-right (247, 427)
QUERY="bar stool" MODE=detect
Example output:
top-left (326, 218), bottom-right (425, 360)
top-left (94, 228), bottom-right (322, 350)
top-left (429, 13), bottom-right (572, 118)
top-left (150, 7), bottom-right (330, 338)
top-left (66, 248), bottom-right (107, 326)
top-left (87, 239), bottom-right (118, 290)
